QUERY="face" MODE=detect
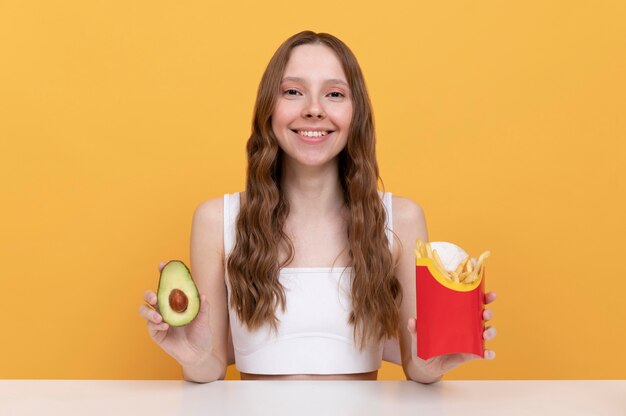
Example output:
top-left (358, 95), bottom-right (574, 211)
top-left (272, 43), bottom-right (353, 169)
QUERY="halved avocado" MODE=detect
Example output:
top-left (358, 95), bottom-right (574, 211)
top-left (157, 260), bottom-right (200, 326)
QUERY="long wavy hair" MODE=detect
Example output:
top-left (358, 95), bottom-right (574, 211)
top-left (226, 31), bottom-right (401, 349)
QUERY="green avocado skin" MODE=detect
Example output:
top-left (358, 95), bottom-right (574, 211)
top-left (157, 260), bottom-right (200, 326)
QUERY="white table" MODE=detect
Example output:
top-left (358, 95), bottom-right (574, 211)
top-left (1, 380), bottom-right (624, 415)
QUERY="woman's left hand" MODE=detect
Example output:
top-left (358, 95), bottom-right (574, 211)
top-left (406, 291), bottom-right (497, 381)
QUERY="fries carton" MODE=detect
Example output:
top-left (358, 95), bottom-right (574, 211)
top-left (415, 241), bottom-right (487, 360)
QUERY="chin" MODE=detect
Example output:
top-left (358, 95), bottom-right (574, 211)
top-left (291, 154), bottom-right (339, 168)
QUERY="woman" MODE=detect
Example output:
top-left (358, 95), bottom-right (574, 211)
top-left (139, 31), bottom-right (497, 383)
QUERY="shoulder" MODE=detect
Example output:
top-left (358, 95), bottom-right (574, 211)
top-left (391, 194), bottom-right (427, 228)
top-left (390, 195), bottom-right (429, 261)
top-left (191, 196), bottom-right (228, 257)
top-left (193, 196), bottom-right (224, 226)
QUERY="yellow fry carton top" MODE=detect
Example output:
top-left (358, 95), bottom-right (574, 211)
top-left (415, 240), bottom-right (489, 292)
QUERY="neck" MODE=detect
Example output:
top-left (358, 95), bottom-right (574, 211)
top-left (280, 158), bottom-right (344, 217)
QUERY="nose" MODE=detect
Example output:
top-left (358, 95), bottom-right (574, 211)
top-left (302, 98), bottom-right (326, 119)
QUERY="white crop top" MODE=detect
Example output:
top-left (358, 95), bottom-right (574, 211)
top-left (223, 192), bottom-right (394, 375)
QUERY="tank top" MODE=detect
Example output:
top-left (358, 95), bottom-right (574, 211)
top-left (223, 191), bottom-right (394, 375)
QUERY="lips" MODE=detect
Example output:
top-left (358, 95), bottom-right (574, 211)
top-left (291, 129), bottom-right (333, 136)
top-left (290, 129), bottom-right (335, 144)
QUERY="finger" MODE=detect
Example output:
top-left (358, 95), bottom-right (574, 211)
top-left (406, 317), bottom-right (418, 360)
top-left (158, 261), bottom-right (167, 272)
top-left (485, 292), bottom-right (497, 304)
top-left (483, 309), bottom-right (494, 321)
top-left (144, 290), bottom-right (158, 306)
top-left (200, 294), bottom-right (208, 313)
top-left (147, 320), bottom-right (169, 333)
top-left (139, 304), bottom-right (163, 324)
top-left (483, 326), bottom-right (497, 340)
top-left (406, 317), bottom-right (416, 335)
top-left (147, 321), bottom-right (170, 344)
top-left (440, 353), bottom-right (481, 373)
top-left (484, 350), bottom-right (496, 360)
top-left (193, 294), bottom-right (210, 327)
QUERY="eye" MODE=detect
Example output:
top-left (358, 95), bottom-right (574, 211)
top-left (327, 91), bottom-right (344, 98)
top-left (284, 88), bottom-right (301, 96)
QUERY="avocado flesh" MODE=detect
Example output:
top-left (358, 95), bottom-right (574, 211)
top-left (157, 260), bottom-right (200, 326)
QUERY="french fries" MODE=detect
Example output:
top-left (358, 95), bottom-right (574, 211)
top-left (415, 239), bottom-right (490, 284)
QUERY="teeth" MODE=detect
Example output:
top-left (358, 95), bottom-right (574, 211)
top-left (298, 130), bottom-right (327, 137)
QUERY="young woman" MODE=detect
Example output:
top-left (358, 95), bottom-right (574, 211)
top-left (139, 31), bottom-right (497, 383)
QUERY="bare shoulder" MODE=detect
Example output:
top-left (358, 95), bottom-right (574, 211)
top-left (191, 196), bottom-right (225, 257)
top-left (391, 195), bottom-right (426, 225)
top-left (390, 195), bottom-right (429, 261)
top-left (193, 196), bottom-right (224, 225)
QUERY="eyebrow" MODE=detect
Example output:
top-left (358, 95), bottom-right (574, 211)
top-left (281, 76), bottom-right (349, 87)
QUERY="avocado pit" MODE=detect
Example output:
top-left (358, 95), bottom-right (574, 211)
top-left (169, 288), bottom-right (189, 313)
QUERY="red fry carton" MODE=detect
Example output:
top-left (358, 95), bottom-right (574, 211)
top-left (416, 252), bottom-right (485, 360)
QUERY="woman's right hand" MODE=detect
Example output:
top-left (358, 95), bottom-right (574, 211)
top-left (139, 262), bottom-right (214, 367)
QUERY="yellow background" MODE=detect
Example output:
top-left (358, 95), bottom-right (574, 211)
top-left (1, 0), bottom-right (624, 380)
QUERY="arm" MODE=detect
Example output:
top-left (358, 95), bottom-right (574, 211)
top-left (138, 197), bottom-right (230, 382)
top-left (392, 196), bottom-right (498, 384)
top-left (382, 337), bottom-right (402, 365)
top-left (392, 196), bottom-right (443, 383)
top-left (184, 197), bottom-right (231, 382)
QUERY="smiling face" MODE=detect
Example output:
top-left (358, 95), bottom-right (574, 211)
top-left (271, 43), bottom-right (353, 169)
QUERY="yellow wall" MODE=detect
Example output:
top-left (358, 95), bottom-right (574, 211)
top-left (1, 0), bottom-right (624, 380)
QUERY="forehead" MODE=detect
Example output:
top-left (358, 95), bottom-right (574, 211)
top-left (283, 43), bottom-right (347, 83)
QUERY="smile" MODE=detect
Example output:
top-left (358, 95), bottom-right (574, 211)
top-left (294, 130), bottom-right (330, 137)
